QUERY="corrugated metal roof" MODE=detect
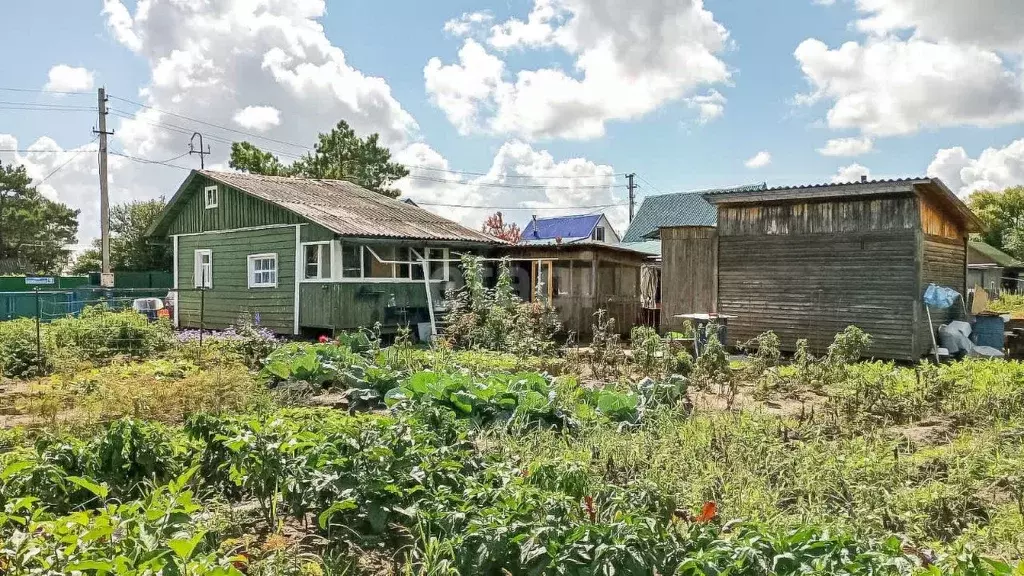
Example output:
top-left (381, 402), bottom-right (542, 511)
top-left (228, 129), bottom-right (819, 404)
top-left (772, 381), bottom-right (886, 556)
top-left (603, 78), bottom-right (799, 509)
top-left (622, 184), bottom-right (766, 242)
top-left (195, 171), bottom-right (501, 244)
top-left (522, 214), bottom-right (602, 241)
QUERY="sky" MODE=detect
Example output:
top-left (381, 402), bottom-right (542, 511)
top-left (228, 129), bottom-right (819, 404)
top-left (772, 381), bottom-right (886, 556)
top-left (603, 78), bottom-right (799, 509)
top-left (2, 0), bottom-right (1024, 249)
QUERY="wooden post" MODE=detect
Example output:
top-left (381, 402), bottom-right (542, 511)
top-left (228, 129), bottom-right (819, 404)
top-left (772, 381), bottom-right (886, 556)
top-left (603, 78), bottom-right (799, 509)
top-left (34, 288), bottom-right (41, 374)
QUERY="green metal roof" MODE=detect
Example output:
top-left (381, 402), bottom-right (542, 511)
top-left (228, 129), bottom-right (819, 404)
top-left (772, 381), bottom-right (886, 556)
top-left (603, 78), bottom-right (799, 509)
top-left (622, 183), bottom-right (767, 242)
top-left (620, 240), bottom-right (662, 257)
top-left (969, 240), bottom-right (1023, 268)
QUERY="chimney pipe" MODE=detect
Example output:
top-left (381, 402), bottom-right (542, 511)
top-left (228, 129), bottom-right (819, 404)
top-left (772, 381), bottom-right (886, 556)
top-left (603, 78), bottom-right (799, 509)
top-left (532, 214), bottom-right (538, 237)
top-left (860, 175), bottom-right (868, 183)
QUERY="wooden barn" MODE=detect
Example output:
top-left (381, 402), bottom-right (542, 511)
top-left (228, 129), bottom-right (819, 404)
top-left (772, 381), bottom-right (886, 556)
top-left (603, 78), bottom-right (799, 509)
top-left (701, 177), bottom-right (983, 360)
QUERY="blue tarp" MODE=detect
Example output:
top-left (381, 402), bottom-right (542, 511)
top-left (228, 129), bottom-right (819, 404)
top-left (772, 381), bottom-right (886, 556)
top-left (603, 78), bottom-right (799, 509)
top-left (923, 283), bottom-right (962, 309)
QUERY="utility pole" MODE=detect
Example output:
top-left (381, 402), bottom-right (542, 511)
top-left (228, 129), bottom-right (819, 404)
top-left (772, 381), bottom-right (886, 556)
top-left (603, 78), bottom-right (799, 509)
top-left (189, 132), bottom-right (211, 169)
top-left (94, 88), bottom-right (113, 276)
top-left (627, 173), bottom-right (636, 222)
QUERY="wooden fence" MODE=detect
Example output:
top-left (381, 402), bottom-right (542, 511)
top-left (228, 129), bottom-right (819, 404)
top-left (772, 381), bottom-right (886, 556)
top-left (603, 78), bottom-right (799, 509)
top-left (552, 295), bottom-right (646, 338)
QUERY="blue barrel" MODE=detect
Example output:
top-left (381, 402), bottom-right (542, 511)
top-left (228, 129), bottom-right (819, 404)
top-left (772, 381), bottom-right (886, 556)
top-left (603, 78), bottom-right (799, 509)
top-left (973, 316), bottom-right (1005, 350)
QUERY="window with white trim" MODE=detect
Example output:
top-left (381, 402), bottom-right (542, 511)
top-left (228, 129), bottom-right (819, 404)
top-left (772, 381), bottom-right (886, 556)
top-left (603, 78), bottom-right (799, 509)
top-left (204, 185), bottom-right (218, 209)
top-left (302, 242), bottom-right (332, 280)
top-left (340, 243), bottom-right (362, 278)
top-left (593, 226), bottom-right (605, 242)
top-left (247, 253), bottom-right (278, 288)
top-left (194, 249), bottom-right (213, 288)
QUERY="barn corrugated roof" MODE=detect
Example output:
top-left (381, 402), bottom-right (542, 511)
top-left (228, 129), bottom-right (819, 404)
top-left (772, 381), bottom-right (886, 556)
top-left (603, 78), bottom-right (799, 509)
top-left (622, 183), bottom-right (767, 242)
top-left (150, 170), bottom-right (501, 244)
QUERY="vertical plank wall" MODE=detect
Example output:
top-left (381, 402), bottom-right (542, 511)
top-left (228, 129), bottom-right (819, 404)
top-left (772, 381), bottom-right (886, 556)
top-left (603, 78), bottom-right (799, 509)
top-left (659, 226), bottom-right (717, 333)
top-left (916, 196), bottom-right (967, 356)
top-left (716, 196), bottom-right (919, 359)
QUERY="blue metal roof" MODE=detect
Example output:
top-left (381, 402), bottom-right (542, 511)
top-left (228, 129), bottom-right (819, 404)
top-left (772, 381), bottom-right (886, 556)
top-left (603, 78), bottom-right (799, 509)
top-left (622, 183), bottom-right (767, 242)
top-left (522, 214), bottom-right (602, 241)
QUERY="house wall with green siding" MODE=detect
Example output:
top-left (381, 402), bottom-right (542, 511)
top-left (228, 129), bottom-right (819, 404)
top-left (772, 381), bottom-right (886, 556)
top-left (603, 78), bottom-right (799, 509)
top-left (168, 176), bottom-right (303, 235)
top-left (177, 226), bottom-right (297, 333)
top-left (299, 282), bottom-right (431, 332)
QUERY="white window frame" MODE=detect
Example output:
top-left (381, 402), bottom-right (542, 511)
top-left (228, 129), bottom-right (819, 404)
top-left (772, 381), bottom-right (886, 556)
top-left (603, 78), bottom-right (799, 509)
top-left (247, 253), bottom-right (278, 288)
top-left (593, 226), bottom-right (605, 242)
top-left (204, 185), bottom-right (218, 209)
top-left (194, 249), bottom-right (213, 288)
top-left (318, 243), bottom-right (453, 283)
top-left (301, 241), bottom-right (334, 281)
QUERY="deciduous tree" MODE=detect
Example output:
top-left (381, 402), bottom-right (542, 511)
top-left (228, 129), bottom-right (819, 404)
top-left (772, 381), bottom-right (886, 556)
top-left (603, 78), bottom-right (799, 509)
top-left (229, 120), bottom-right (409, 197)
top-left (969, 186), bottom-right (1024, 258)
top-left (71, 199), bottom-right (172, 273)
top-left (0, 160), bottom-right (79, 274)
top-left (481, 211), bottom-right (522, 244)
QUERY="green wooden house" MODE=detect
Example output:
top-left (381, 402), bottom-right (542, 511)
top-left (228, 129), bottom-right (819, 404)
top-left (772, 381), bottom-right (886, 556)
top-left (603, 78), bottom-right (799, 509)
top-left (147, 170), bottom-right (501, 336)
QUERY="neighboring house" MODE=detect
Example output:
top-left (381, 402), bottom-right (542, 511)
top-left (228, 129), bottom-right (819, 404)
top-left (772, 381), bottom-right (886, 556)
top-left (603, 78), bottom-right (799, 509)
top-left (968, 240), bottom-right (1023, 293)
top-left (521, 214), bottom-right (620, 245)
top-left (147, 170), bottom-right (500, 336)
top-left (701, 177), bottom-right (983, 361)
top-left (619, 184), bottom-right (766, 328)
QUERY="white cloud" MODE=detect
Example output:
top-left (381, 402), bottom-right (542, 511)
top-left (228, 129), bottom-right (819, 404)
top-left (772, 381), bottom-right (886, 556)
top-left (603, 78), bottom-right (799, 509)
top-left (686, 90), bottom-right (726, 124)
top-left (832, 163), bottom-right (871, 183)
top-left (818, 136), bottom-right (874, 157)
top-left (233, 106), bottom-right (282, 131)
top-left (44, 65), bottom-right (94, 93)
top-left (6, 0), bottom-right (624, 248)
top-left (795, 1), bottom-right (1024, 139)
top-left (812, 0), bottom-right (836, 5)
top-left (794, 37), bottom-right (1024, 137)
top-left (443, 11), bottom-right (493, 37)
top-left (927, 139), bottom-right (1024, 196)
top-left (424, 40), bottom-right (505, 135)
top-left (394, 140), bottom-right (628, 233)
top-left (744, 151), bottom-right (771, 169)
top-left (426, 0), bottom-right (731, 140)
top-left (853, 0), bottom-right (1024, 52)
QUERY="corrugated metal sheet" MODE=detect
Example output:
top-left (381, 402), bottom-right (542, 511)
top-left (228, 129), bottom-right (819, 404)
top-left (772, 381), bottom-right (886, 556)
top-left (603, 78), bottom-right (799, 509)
top-left (180, 171), bottom-right (501, 244)
top-left (622, 184), bottom-right (766, 242)
top-left (522, 214), bottom-right (602, 241)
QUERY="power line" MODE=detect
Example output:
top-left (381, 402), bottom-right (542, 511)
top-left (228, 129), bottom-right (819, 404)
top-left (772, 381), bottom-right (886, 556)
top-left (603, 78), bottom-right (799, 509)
top-left (108, 94), bottom-right (312, 151)
top-left (109, 95), bottom-right (624, 182)
top-left (37, 136), bottom-right (99, 185)
top-left (416, 201), bottom-right (628, 210)
top-left (406, 174), bottom-right (626, 190)
top-left (110, 151), bottom-right (192, 171)
top-left (635, 174), bottom-right (667, 197)
top-left (0, 86), bottom-right (92, 96)
top-left (0, 148), bottom-right (96, 154)
top-left (408, 163), bottom-right (628, 180)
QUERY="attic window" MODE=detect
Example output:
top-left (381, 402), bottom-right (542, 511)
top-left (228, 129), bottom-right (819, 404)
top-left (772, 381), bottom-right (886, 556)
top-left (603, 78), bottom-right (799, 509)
top-left (593, 226), bottom-right (605, 242)
top-left (204, 185), bottom-right (218, 209)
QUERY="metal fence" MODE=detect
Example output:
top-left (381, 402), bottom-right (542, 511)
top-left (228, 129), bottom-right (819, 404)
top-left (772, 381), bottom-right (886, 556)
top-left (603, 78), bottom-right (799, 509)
top-left (1, 287), bottom-right (171, 322)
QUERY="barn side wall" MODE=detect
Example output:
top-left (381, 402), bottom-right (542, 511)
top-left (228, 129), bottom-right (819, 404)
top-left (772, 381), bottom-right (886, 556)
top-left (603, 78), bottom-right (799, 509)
top-left (659, 226), bottom-right (717, 333)
top-left (916, 194), bottom-right (968, 357)
top-left (716, 195), bottom-right (919, 360)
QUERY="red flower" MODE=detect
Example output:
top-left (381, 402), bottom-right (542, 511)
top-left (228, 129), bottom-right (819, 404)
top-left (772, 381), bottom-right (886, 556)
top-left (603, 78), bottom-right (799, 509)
top-left (318, 335), bottom-right (329, 343)
top-left (695, 501), bottom-right (718, 523)
top-left (583, 495), bottom-right (596, 522)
